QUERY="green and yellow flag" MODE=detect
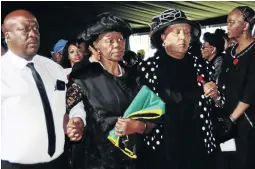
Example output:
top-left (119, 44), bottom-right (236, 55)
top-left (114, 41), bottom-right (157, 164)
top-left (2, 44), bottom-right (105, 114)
top-left (108, 85), bottom-right (165, 159)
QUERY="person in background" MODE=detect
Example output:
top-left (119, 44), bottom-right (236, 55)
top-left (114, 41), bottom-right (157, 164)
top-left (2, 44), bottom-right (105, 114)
top-left (51, 39), bottom-right (68, 64)
top-left (60, 40), bottom-right (84, 77)
top-left (77, 32), bottom-right (90, 58)
top-left (1, 9), bottom-right (85, 169)
top-left (214, 29), bottom-right (237, 51)
top-left (201, 29), bottom-right (225, 82)
top-left (137, 49), bottom-right (145, 61)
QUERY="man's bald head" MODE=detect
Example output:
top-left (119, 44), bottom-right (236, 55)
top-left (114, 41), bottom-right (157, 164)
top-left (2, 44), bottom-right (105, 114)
top-left (2, 10), bottom-right (36, 33)
top-left (2, 9), bottom-right (40, 60)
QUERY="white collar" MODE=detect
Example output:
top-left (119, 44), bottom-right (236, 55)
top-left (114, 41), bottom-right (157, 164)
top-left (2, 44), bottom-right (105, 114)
top-left (98, 61), bottom-right (123, 77)
top-left (6, 50), bottom-right (38, 70)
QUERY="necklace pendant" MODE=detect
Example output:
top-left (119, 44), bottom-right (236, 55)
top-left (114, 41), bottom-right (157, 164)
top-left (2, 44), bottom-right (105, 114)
top-left (233, 58), bottom-right (239, 65)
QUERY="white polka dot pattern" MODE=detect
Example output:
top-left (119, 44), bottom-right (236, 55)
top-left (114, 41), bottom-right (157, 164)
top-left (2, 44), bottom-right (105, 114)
top-left (138, 56), bottom-right (164, 151)
top-left (193, 55), bottom-right (219, 154)
top-left (193, 54), bottom-right (227, 154)
top-left (138, 53), bottom-right (226, 153)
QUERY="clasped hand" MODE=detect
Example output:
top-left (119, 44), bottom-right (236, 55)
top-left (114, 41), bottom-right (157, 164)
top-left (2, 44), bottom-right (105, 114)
top-left (64, 116), bottom-right (84, 141)
top-left (203, 81), bottom-right (219, 99)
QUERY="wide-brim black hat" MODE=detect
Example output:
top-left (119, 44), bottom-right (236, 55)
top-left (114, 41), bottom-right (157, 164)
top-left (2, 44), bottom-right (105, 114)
top-left (150, 8), bottom-right (201, 49)
top-left (81, 12), bottom-right (132, 46)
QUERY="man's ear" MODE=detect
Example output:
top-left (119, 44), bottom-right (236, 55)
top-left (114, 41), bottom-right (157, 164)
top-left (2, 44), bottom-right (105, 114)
top-left (2, 24), bottom-right (9, 41)
top-left (5, 32), bottom-right (10, 42)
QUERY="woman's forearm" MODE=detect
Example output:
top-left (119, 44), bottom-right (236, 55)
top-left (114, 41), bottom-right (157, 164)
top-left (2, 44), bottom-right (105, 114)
top-left (231, 101), bottom-right (250, 121)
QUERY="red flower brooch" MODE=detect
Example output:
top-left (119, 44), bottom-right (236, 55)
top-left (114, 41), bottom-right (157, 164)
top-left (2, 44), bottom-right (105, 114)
top-left (233, 58), bottom-right (239, 65)
top-left (197, 75), bottom-right (204, 83)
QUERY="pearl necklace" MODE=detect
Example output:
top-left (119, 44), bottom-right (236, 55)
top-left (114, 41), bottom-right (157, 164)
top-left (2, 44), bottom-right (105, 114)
top-left (231, 41), bottom-right (255, 65)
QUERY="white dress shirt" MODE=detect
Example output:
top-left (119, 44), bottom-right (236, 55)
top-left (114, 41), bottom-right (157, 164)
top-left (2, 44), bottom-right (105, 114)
top-left (63, 68), bottom-right (72, 77)
top-left (1, 50), bottom-right (85, 164)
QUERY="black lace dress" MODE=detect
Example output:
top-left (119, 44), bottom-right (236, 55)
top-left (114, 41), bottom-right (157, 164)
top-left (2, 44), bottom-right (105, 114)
top-left (66, 59), bottom-right (140, 169)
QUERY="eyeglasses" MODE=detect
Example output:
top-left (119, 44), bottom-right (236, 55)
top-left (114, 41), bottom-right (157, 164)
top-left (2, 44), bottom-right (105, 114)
top-left (201, 45), bottom-right (212, 50)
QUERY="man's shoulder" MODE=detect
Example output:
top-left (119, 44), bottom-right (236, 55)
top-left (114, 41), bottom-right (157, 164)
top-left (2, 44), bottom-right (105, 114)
top-left (35, 54), bottom-right (57, 65)
top-left (1, 53), bottom-right (8, 63)
top-left (1, 52), bottom-right (13, 70)
top-left (1, 51), bottom-right (12, 62)
top-left (35, 55), bottom-right (66, 81)
top-left (35, 54), bottom-right (64, 71)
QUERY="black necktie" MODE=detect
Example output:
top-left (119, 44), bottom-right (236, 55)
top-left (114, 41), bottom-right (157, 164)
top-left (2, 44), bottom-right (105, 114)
top-left (27, 62), bottom-right (56, 157)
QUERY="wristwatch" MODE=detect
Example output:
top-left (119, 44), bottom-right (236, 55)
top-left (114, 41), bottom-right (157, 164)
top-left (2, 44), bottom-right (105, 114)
top-left (229, 114), bottom-right (236, 123)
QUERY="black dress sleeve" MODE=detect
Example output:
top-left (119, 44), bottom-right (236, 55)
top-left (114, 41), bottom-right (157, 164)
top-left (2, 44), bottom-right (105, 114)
top-left (240, 52), bottom-right (255, 104)
top-left (67, 80), bottom-right (117, 135)
top-left (66, 82), bottom-right (84, 114)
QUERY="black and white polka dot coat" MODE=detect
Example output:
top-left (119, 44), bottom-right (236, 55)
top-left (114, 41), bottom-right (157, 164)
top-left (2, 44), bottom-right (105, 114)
top-left (137, 50), bottom-right (226, 154)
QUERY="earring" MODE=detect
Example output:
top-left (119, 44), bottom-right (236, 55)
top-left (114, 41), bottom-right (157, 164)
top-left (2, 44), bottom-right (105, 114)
top-left (162, 42), bottom-right (165, 47)
top-left (97, 50), bottom-right (101, 61)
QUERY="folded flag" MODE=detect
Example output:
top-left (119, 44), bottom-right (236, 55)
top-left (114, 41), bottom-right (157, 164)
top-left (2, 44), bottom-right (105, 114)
top-left (108, 85), bottom-right (165, 158)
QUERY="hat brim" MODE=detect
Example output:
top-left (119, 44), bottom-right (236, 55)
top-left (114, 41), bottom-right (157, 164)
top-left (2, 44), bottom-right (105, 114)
top-left (150, 18), bottom-right (201, 49)
top-left (84, 12), bottom-right (133, 47)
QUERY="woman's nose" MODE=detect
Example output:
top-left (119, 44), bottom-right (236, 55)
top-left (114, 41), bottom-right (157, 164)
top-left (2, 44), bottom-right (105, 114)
top-left (179, 31), bottom-right (185, 40)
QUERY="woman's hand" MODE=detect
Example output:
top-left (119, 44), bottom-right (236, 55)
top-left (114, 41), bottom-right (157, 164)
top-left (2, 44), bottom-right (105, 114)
top-left (88, 45), bottom-right (100, 63)
top-left (114, 118), bottom-right (145, 136)
top-left (67, 117), bottom-right (84, 141)
top-left (203, 81), bottom-right (219, 99)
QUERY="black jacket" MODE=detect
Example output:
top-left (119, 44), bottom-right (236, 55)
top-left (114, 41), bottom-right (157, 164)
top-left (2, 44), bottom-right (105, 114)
top-left (67, 59), bottom-right (140, 169)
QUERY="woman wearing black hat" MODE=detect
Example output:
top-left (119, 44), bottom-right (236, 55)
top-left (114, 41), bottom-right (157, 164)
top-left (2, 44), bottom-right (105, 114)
top-left (137, 8), bottom-right (222, 169)
top-left (65, 12), bottom-right (157, 169)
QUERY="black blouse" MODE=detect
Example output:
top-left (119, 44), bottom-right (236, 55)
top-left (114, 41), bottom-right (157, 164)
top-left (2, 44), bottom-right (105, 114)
top-left (219, 41), bottom-right (255, 121)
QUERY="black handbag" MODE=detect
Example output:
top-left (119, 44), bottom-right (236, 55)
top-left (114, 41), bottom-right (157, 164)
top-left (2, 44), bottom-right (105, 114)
top-left (211, 107), bottom-right (238, 143)
top-left (213, 115), bottom-right (238, 143)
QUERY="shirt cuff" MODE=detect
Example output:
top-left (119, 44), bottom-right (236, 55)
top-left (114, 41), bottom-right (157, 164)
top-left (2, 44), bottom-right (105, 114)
top-left (69, 101), bottom-right (86, 127)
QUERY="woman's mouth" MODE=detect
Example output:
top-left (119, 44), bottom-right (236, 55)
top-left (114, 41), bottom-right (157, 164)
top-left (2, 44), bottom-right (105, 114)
top-left (75, 56), bottom-right (82, 61)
